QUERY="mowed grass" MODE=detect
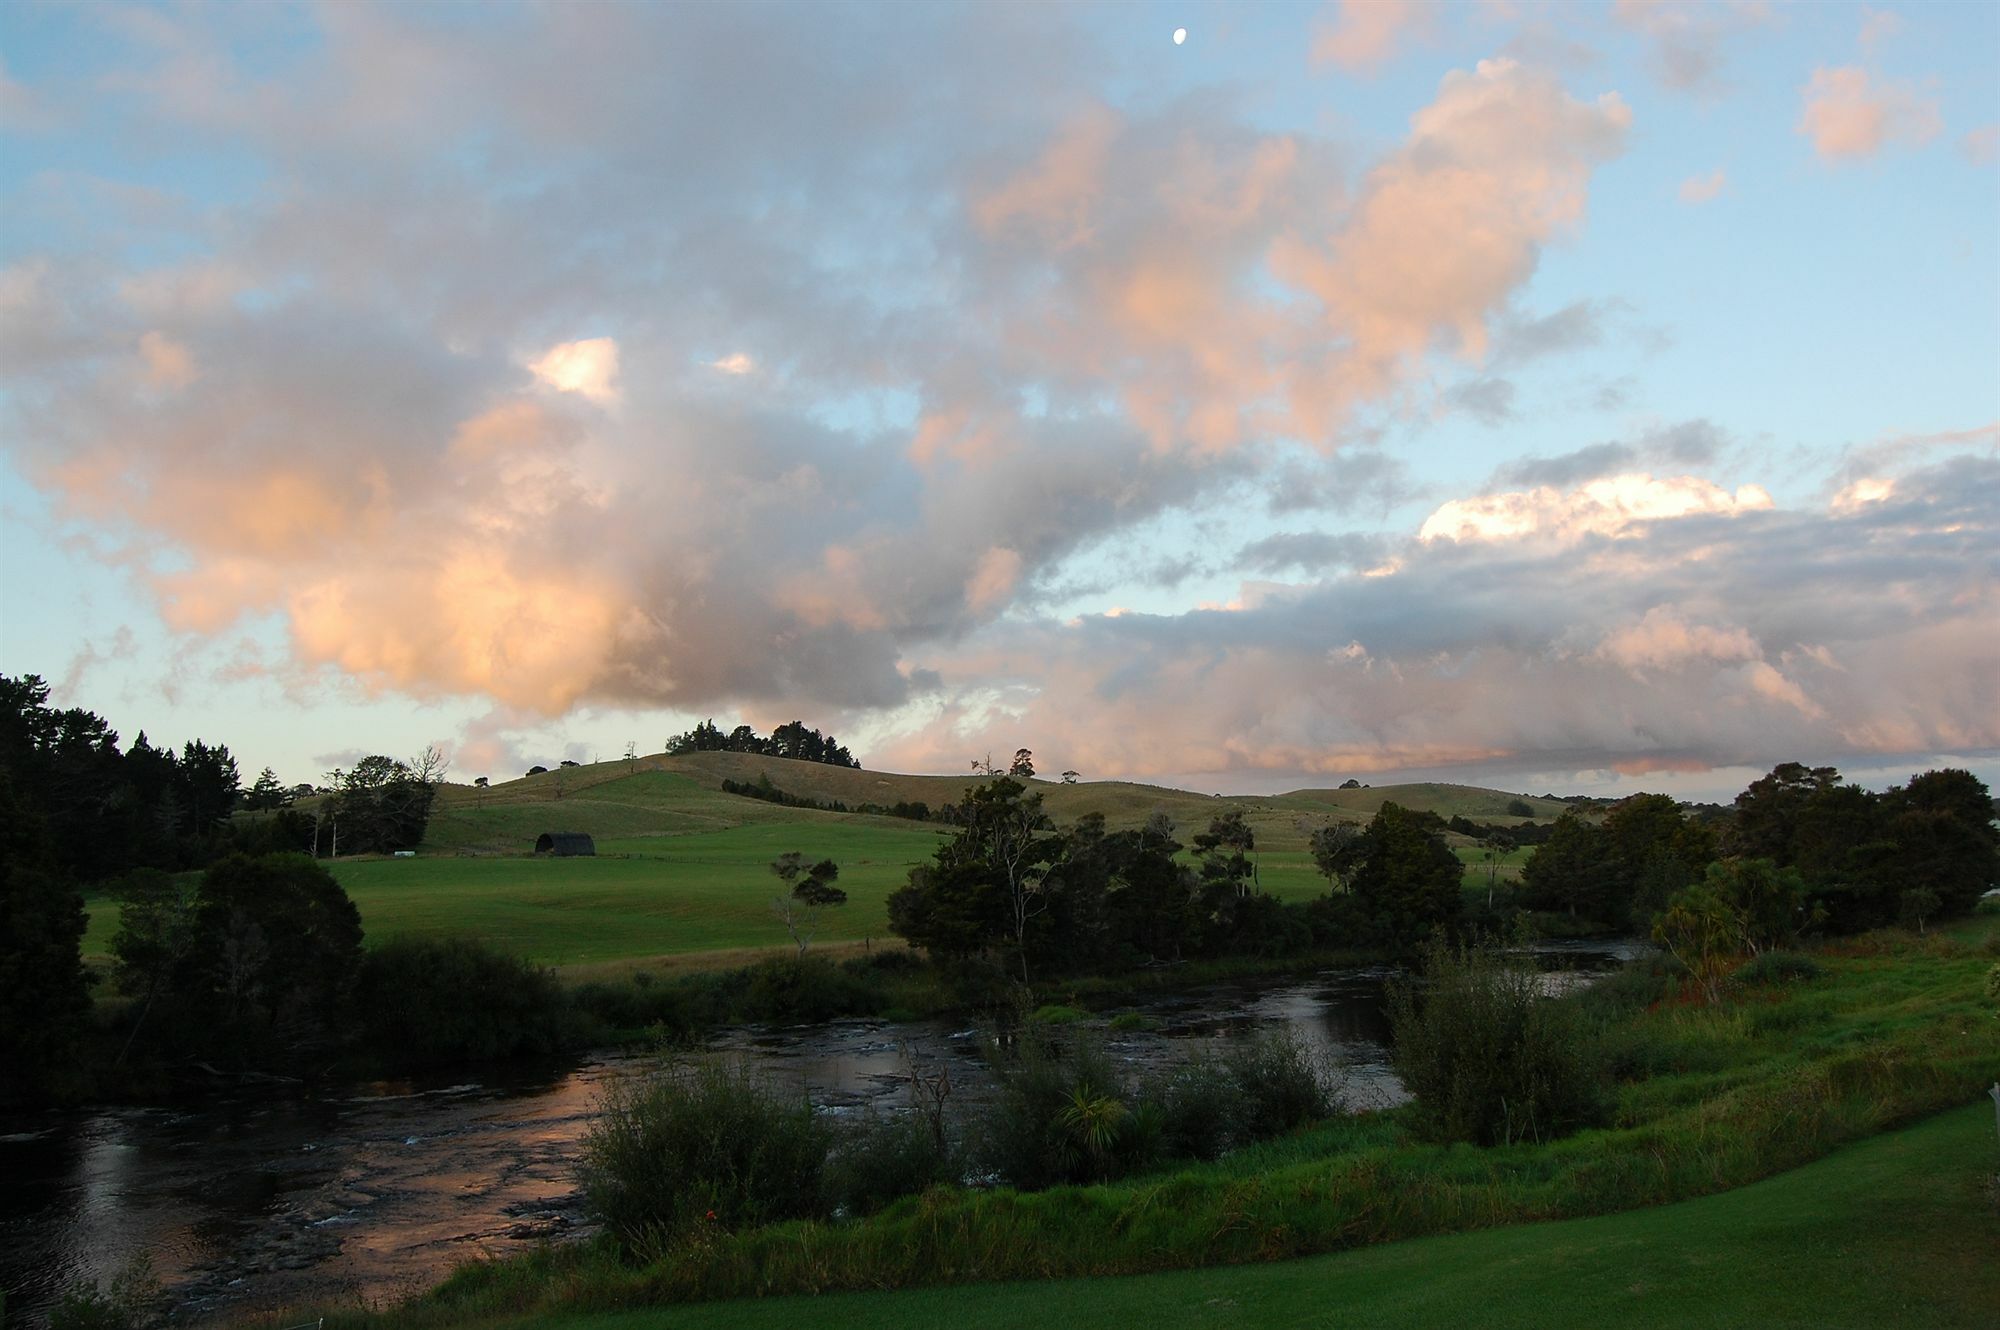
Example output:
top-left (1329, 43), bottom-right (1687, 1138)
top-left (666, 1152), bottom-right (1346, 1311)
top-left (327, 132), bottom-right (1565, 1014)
top-left (330, 821), bottom-right (946, 966)
top-left (476, 1100), bottom-right (2000, 1330)
top-left (78, 815), bottom-right (946, 969)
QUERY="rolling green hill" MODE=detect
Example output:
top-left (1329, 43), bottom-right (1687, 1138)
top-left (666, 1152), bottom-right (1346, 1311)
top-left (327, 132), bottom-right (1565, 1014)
top-left (82, 757), bottom-right (1571, 971)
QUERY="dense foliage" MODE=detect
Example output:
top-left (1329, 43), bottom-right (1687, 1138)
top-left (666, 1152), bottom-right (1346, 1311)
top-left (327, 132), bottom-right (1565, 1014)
top-left (0, 674), bottom-right (242, 879)
top-left (666, 718), bottom-right (860, 767)
top-left (1389, 938), bottom-right (1606, 1145)
top-left (888, 783), bottom-right (1467, 976)
top-left (112, 853), bottom-right (365, 1071)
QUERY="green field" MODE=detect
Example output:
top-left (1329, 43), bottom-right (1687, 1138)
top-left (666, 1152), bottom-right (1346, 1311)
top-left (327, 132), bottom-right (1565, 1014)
top-left (80, 756), bottom-right (1567, 969)
top-left (480, 1100), bottom-right (2000, 1330)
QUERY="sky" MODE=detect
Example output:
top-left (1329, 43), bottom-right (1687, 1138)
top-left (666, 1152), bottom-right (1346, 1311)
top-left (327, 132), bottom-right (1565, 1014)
top-left (1, 0), bottom-right (1995, 801)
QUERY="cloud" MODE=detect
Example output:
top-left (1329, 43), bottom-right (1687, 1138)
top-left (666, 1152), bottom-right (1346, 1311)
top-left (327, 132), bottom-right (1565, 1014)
top-left (1444, 376), bottom-right (1516, 425)
top-left (1271, 59), bottom-right (1630, 434)
top-left (138, 331), bottom-right (198, 389)
top-left (529, 338), bottom-right (621, 403)
top-left (1593, 607), bottom-right (1759, 671)
top-left (873, 453), bottom-right (1998, 784)
top-left (1311, 0), bottom-right (1435, 74)
top-left (1797, 66), bottom-right (1942, 162)
top-left (1417, 471), bottom-right (1772, 544)
top-left (1962, 124), bottom-right (2000, 167)
top-left (1613, 0), bottom-right (1772, 96)
top-left (1678, 168), bottom-right (1727, 204)
top-left (709, 352), bottom-right (756, 375)
top-left (1857, 7), bottom-right (1903, 55)
top-left (1495, 420), bottom-right (1724, 489)
top-left (1236, 530), bottom-right (1386, 574)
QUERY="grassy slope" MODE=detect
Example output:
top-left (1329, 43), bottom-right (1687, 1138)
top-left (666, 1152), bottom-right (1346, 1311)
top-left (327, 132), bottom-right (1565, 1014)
top-left (483, 1100), bottom-right (2000, 1330)
top-left (78, 757), bottom-right (1568, 968)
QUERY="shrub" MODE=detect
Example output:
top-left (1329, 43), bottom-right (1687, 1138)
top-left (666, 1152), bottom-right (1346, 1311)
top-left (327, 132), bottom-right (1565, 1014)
top-left (1734, 950), bottom-right (1828, 987)
top-left (743, 955), bottom-right (877, 1023)
top-left (1223, 1028), bottom-right (1336, 1140)
top-left (577, 1056), bottom-right (830, 1253)
top-left (1144, 1053), bottom-right (1237, 1161)
top-left (1390, 938), bottom-right (1607, 1146)
top-left (356, 936), bottom-right (581, 1067)
top-left (824, 1110), bottom-right (959, 1216)
top-left (976, 1034), bottom-right (1138, 1188)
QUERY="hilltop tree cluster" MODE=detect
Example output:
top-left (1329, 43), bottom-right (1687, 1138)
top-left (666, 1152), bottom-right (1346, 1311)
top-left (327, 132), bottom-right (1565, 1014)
top-left (666, 719), bottom-right (860, 768)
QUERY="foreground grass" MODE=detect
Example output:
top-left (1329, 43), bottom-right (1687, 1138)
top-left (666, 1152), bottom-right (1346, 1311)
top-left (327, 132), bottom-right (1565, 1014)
top-left (381, 1099), bottom-right (2000, 1330)
top-left (368, 913), bottom-right (1997, 1326)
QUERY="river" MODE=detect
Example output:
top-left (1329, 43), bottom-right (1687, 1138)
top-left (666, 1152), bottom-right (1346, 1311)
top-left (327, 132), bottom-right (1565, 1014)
top-left (0, 942), bottom-right (1638, 1324)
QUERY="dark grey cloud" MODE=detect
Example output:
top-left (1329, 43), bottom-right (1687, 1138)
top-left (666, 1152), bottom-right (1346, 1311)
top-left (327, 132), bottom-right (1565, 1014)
top-left (1267, 450), bottom-right (1417, 516)
top-left (1444, 376), bottom-right (1517, 425)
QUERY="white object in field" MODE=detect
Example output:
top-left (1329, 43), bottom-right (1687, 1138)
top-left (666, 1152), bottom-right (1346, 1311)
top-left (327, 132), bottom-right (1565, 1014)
top-left (1174, 27), bottom-right (1187, 45)
top-left (394, 850), bottom-right (415, 858)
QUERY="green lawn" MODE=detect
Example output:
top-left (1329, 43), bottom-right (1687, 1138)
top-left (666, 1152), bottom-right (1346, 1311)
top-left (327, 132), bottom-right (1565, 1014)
top-left (81, 818), bottom-right (948, 968)
top-left (467, 1100), bottom-right (2000, 1330)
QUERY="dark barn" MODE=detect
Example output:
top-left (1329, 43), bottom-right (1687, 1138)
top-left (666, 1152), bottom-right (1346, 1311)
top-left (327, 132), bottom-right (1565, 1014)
top-left (534, 832), bottom-right (597, 857)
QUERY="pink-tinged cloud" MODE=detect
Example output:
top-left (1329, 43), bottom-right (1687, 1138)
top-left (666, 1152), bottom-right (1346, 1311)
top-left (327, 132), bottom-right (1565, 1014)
top-left (1962, 124), bottom-right (2000, 167)
top-left (529, 337), bottom-right (621, 403)
top-left (1273, 59), bottom-right (1630, 436)
top-left (1797, 66), bottom-right (1942, 162)
top-left (1678, 168), bottom-right (1727, 204)
top-left (1311, 0), bottom-right (1434, 74)
top-left (1594, 607), bottom-right (1759, 672)
top-left (137, 330), bottom-right (198, 389)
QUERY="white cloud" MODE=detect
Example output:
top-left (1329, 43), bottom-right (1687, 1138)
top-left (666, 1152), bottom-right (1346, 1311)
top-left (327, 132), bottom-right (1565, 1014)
top-left (529, 337), bottom-right (621, 403)
top-left (1418, 473), bottom-right (1773, 544)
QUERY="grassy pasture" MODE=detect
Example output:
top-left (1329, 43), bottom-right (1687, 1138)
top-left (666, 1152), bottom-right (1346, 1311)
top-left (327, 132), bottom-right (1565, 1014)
top-left (80, 759), bottom-right (1566, 967)
top-left (333, 821), bottom-right (946, 966)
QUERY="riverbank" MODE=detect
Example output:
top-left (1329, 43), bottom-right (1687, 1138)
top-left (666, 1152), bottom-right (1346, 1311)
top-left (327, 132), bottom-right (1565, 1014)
top-left (350, 908), bottom-right (1997, 1327)
top-left (363, 1097), bottom-right (2000, 1330)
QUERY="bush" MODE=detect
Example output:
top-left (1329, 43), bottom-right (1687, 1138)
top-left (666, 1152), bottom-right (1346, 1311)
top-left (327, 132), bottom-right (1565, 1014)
top-left (976, 1034), bottom-right (1139, 1188)
top-left (743, 955), bottom-right (878, 1022)
top-left (356, 936), bottom-right (582, 1067)
top-left (577, 1056), bottom-right (830, 1253)
top-left (1223, 1028), bottom-right (1336, 1140)
top-left (1390, 938), bottom-right (1607, 1146)
top-left (1734, 950), bottom-right (1828, 987)
top-left (1144, 1053), bottom-right (1237, 1161)
top-left (825, 1110), bottom-right (959, 1216)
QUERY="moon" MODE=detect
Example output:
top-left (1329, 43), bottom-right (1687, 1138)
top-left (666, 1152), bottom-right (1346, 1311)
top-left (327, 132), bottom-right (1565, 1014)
top-left (1173, 27), bottom-right (1187, 45)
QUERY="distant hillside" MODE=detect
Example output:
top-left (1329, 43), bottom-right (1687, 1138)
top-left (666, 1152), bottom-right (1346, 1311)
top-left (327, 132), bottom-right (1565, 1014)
top-left (424, 752), bottom-right (1565, 857)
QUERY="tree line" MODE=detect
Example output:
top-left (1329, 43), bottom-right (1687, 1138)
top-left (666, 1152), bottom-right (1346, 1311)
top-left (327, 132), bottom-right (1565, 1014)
top-left (0, 673), bottom-right (448, 1105)
top-left (885, 779), bottom-right (1469, 980)
top-left (666, 719), bottom-right (860, 768)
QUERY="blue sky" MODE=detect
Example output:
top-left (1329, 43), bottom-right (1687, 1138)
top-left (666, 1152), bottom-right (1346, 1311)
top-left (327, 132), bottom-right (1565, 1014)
top-left (2, 0), bottom-right (1995, 799)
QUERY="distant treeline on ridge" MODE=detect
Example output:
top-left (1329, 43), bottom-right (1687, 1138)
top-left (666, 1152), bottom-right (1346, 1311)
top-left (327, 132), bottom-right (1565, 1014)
top-left (665, 719), bottom-right (860, 768)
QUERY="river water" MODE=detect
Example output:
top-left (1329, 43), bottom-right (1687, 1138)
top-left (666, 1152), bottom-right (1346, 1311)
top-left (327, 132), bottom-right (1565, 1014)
top-left (0, 943), bottom-right (1636, 1324)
